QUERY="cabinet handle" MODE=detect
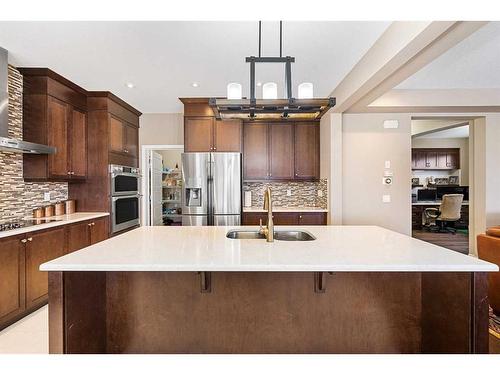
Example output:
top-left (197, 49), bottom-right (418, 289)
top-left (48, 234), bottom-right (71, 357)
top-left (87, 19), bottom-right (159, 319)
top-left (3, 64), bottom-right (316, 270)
top-left (21, 238), bottom-right (27, 243)
top-left (426, 162), bottom-right (430, 167)
top-left (91, 222), bottom-right (95, 226)
top-left (67, 171), bottom-right (71, 175)
top-left (27, 237), bottom-right (33, 242)
top-left (88, 223), bottom-right (92, 227)
top-left (299, 215), bottom-right (302, 219)
top-left (198, 271), bottom-right (211, 293)
top-left (314, 272), bottom-right (327, 293)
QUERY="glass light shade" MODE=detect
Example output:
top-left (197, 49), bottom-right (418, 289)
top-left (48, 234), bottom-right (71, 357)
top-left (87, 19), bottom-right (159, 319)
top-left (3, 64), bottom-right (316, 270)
top-left (298, 82), bottom-right (314, 99)
top-left (226, 82), bottom-right (242, 100)
top-left (262, 82), bottom-right (278, 99)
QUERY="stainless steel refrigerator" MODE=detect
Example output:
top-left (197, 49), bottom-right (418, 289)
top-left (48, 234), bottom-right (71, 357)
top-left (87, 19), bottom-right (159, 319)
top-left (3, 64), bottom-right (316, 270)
top-left (181, 152), bottom-right (241, 226)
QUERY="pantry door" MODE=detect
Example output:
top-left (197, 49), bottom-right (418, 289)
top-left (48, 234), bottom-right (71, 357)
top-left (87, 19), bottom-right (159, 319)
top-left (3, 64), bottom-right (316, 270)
top-left (150, 151), bottom-right (164, 226)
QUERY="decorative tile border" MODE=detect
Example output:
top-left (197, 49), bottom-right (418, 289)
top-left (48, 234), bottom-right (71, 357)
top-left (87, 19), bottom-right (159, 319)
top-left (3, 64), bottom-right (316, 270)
top-left (243, 179), bottom-right (328, 209)
top-left (0, 66), bottom-right (68, 220)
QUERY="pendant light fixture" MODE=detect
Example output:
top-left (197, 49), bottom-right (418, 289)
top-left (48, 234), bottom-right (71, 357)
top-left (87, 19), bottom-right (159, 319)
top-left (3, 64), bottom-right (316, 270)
top-left (210, 21), bottom-right (335, 120)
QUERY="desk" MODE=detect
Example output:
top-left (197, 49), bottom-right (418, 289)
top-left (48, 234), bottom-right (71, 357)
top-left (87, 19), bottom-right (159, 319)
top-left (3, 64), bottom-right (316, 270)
top-left (412, 201), bottom-right (469, 230)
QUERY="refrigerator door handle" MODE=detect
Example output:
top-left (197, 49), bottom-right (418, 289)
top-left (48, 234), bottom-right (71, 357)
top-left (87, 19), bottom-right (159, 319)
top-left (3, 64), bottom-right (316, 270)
top-left (207, 156), bottom-right (214, 226)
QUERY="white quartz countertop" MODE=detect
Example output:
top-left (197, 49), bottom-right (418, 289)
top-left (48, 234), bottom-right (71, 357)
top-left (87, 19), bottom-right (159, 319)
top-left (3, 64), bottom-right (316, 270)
top-left (40, 225), bottom-right (498, 272)
top-left (0, 212), bottom-right (109, 239)
top-left (243, 207), bottom-right (328, 212)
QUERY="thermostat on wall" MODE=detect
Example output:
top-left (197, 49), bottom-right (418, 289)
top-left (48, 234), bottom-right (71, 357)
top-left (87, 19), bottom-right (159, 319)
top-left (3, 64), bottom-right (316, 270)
top-left (383, 176), bottom-right (393, 185)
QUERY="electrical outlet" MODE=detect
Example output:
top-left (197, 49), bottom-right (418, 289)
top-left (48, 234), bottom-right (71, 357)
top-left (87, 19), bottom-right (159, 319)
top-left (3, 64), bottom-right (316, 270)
top-left (286, 189), bottom-right (292, 197)
top-left (382, 195), bottom-right (391, 203)
top-left (317, 190), bottom-right (323, 197)
top-left (43, 192), bottom-right (51, 201)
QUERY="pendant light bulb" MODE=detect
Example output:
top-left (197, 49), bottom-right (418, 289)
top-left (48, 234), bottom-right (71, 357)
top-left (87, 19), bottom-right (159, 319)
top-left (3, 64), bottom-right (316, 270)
top-left (298, 82), bottom-right (314, 99)
top-left (262, 82), bottom-right (278, 100)
top-left (227, 82), bottom-right (242, 100)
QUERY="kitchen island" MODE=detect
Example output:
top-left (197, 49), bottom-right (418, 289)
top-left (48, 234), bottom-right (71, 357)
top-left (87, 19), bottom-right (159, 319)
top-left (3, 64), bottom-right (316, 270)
top-left (40, 225), bottom-right (498, 354)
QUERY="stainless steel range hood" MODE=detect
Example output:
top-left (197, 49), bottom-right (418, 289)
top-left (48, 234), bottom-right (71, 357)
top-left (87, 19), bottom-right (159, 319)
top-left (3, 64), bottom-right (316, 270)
top-left (0, 47), bottom-right (55, 154)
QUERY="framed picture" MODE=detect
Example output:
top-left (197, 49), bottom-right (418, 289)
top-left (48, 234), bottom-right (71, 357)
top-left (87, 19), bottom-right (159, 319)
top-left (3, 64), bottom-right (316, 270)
top-left (411, 178), bottom-right (420, 186)
top-left (449, 176), bottom-right (459, 185)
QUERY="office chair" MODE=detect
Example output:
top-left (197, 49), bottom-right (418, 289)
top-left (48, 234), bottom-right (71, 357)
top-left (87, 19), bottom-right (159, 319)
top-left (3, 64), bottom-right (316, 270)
top-left (424, 194), bottom-right (464, 234)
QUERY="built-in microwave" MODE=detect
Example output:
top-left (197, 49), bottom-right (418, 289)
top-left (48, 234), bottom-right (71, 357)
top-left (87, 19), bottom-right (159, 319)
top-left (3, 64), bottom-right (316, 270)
top-left (111, 194), bottom-right (140, 233)
top-left (110, 164), bottom-right (140, 196)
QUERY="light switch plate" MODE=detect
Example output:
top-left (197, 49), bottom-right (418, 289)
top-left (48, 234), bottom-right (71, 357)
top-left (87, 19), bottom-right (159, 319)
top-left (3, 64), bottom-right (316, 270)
top-left (383, 120), bottom-right (399, 129)
top-left (43, 192), bottom-right (51, 201)
top-left (385, 160), bottom-right (391, 169)
top-left (286, 189), bottom-right (292, 197)
top-left (382, 195), bottom-right (391, 203)
top-left (317, 190), bottom-right (323, 197)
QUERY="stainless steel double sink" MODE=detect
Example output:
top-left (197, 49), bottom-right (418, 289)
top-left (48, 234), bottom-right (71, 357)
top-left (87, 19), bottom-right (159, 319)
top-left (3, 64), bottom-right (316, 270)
top-left (226, 229), bottom-right (316, 241)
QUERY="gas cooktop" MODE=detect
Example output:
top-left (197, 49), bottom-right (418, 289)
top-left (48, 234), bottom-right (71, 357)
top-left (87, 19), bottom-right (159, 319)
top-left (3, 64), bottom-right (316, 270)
top-left (0, 218), bottom-right (63, 232)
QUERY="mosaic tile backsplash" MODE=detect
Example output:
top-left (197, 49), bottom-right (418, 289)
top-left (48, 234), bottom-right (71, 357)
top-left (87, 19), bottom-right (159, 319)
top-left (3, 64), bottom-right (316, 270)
top-left (0, 66), bottom-right (68, 220)
top-left (243, 179), bottom-right (328, 209)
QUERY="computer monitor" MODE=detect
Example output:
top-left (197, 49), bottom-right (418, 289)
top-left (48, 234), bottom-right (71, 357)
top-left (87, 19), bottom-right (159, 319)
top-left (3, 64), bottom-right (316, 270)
top-left (436, 186), bottom-right (469, 201)
top-left (417, 189), bottom-right (437, 201)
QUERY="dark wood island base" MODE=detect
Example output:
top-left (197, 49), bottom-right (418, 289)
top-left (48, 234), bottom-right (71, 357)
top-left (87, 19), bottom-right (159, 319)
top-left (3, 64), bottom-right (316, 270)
top-left (48, 271), bottom-right (488, 354)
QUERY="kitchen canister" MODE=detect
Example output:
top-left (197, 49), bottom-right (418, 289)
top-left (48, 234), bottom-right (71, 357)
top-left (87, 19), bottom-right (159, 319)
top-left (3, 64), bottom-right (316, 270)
top-left (65, 200), bottom-right (76, 214)
top-left (32, 207), bottom-right (44, 218)
top-left (44, 205), bottom-right (55, 217)
top-left (55, 202), bottom-right (65, 216)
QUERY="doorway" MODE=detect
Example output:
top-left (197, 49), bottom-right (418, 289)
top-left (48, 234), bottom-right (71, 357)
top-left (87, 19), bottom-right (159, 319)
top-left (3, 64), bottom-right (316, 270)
top-left (141, 145), bottom-right (184, 226)
top-left (410, 118), bottom-right (471, 254)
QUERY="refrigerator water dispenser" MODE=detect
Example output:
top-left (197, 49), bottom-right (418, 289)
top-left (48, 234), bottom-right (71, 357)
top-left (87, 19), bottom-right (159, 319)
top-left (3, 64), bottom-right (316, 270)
top-left (186, 188), bottom-right (202, 207)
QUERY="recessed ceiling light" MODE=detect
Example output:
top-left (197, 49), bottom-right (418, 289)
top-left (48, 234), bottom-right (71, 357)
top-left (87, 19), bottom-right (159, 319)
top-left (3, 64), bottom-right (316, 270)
top-left (256, 82), bottom-right (262, 87)
top-left (125, 82), bottom-right (135, 89)
top-left (191, 82), bottom-right (199, 88)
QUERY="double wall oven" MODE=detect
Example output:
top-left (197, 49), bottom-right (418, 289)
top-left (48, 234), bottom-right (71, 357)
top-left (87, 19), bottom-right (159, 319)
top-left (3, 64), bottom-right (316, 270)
top-left (110, 164), bottom-right (140, 234)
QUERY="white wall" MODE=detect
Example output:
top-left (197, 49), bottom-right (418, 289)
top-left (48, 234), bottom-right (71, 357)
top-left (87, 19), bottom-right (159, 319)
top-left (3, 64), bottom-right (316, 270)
top-left (140, 113), bottom-right (184, 147)
top-left (342, 113), bottom-right (412, 235)
top-left (411, 136), bottom-right (469, 185)
top-left (485, 114), bottom-right (500, 227)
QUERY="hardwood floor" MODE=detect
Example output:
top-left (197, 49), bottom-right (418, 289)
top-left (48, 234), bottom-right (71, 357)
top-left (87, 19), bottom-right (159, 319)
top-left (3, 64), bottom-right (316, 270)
top-left (412, 230), bottom-right (469, 254)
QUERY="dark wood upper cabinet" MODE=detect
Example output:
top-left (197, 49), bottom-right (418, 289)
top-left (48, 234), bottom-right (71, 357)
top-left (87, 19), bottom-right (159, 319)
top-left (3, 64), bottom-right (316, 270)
top-left (25, 227), bottom-right (66, 309)
top-left (214, 119), bottom-right (242, 152)
top-left (184, 117), bottom-right (214, 152)
top-left (70, 108), bottom-right (87, 179)
top-left (412, 148), bottom-right (460, 170)
top-left (269, 124), bottom-right (294, 179)
top-left (243, 122), bottom-right (269, 180)
top-left (20, 68), bottom-right (88, 182)
top-left (109, 116), bottom-right (125, 154)
top-left (0, 235), bottom-right (26, 329)
top-left (294, 122), bottom-right (319, 180)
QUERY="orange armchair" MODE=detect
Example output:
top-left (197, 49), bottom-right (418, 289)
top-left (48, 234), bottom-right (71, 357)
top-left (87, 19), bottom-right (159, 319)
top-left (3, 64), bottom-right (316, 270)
top-left (478, 226), bottom-right (500, 314)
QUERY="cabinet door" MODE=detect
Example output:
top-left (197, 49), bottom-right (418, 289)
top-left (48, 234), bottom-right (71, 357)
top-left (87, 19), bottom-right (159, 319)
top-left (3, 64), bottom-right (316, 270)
top-left (447, 150), bottom-right (459, 169)
top-left (269, 124), bottom-right (294, 180)
top-left (67, 221), bottom-right (90, 254)
top-left (273, 212), bottom-right (298, 225)
top-left (90, 217), bottom-right (109, 245)
top-left (110, 116), bottom-right (126, 154)
top-left (124, 124), bottom-right (138, 158)
top-left (184, 117), bottom-right (214, 152)
top-left (425, 151), bottom-right (438, 169)
top-left (242, 212), bottom-right (267, 225)
top-left (25, 228), bottom-right (66, 309)
top-left (297, 212), bottom-right (326, 225)
top-left (413, 150), bottom-right (426, 169)
top-left (48, 96), bottom-right (70, 179)
top-left (214, 120), bottom-right (242, 152)
top-left (437, 151), bottom-right (448, 169)
top-left (243, 123), bottom-right (269, 180)
top-left (70, 108), bottom-right (87, 178)
top-left (294, 123), bottom-right (319, 180)
top-left (0, 235), bottom-right (25, 327)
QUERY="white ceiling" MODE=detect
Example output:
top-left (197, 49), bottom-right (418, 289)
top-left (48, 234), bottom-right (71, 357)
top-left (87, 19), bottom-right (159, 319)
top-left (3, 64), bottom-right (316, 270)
top-left (397, 21), bottom-right (500, 90)
top-left (0, 21), bottom-right (390, 113)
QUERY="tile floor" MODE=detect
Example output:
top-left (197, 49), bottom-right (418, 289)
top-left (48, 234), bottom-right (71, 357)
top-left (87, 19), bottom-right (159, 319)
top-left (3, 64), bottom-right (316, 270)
top-left (0, 305), bottom-right (48, 354)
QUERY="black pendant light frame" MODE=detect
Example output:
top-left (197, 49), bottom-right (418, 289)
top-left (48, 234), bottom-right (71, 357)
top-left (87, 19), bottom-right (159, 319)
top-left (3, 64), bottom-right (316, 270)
top-left (210, 21), bottom-right (335, 121)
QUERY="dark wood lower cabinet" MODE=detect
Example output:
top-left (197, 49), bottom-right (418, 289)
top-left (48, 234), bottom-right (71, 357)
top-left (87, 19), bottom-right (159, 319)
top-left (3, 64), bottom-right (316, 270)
top-left (0, 235), bottom-right (26, 329)
top-left (242, 211), bottom-right (327, 225)
top-left (25, 227), bottom-right (66, 309)
top-left (48, 271), bottom-right (489, 354)
top-left (0, 217), bottom-right (109, 330)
